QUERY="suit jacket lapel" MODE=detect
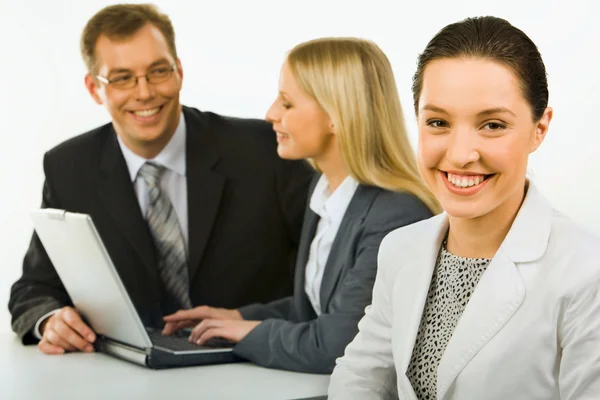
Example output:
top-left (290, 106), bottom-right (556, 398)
top-left (294, 207), bottom-right (320, 319)
top-left (98, 128), bottom-right (158, 279)
top-left (293, 176), bottom-right (321, 320)
top-left (319, 185), bottom-right (378, 312)
top-left (436, 251), bottom-right (525, 399)
top-left (184, 107), bottom-right (226, 281)
top-left (396, 215), bottom-right (448, 375)
top-left (436, 182), bottom-right (551, 399)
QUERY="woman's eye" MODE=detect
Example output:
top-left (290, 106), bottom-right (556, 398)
top-left (282, 103), bottom-right (292, 110)
top-left (427, 120), bottom-right (448, 128)
top-left (483, 122), bottom-right (506, 130)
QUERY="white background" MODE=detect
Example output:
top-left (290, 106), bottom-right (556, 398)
top-left (1, 0), bottom-right (599, 334)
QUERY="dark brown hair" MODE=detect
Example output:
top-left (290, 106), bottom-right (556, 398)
top-left (80, 4), bottom-right (177, 73)
top-left (412, 16), bottom-right (548, 120)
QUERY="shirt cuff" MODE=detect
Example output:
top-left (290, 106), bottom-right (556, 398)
top-left (33, 309), bottom-right (60, 339)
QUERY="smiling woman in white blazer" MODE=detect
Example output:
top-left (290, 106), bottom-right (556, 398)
top-left (329, 16), bottom-right (600, 400)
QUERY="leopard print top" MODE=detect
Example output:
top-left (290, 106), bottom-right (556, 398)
top-left (407, 243), bottom-right (491, 400)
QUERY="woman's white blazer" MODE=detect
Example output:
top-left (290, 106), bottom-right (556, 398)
top-left (329, 183), bottom-right (600, 400)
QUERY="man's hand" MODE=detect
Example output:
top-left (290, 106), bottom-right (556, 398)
top-left (188, 319), bottom-right (261, 345)
top-left (162, 306), bottom-right (242, 336)
top-left (38, 306), bottom-right (96, 355)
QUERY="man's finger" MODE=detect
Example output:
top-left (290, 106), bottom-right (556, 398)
top-left (62, 309), bottom-right (96, 343)
top-left (38, 338), bottom-right (65, 355)
top-left (44, 329), bottom-right (77, 352)
top-left (53, 320), bottom-right (93, 352)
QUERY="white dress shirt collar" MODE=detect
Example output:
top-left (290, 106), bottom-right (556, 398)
top-left (310, 174), bottom-right (359, 222)
top-left (117, 111), bottom-right (187, 181)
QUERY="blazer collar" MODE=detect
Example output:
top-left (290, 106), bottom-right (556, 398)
top-left (499, 181), bottom-right (552, 263)
top-left (293, 175), bottom-right (321, 319)
top-left (182, 106), bottom-right (226, 281)
top-left (117, 111), bottom-right (187, 181)
top-left (293, 178), bottom-right (381, 318)
top-left (436, 247), bottom-right (526, 399)
top-left (98, 126), bottom-right (158, 278)
top-left (394, 182), bottom-right (553, 399)
top-left (436, 182), bottom-right (552, 399)
top-left (394, 214), bottom-right (448, 376)
top-left (318, 184), bottom-right (380, 311)
top-left (98, 107), bottom-right (227, 283)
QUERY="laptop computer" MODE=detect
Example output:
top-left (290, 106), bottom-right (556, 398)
top-left (29, 208), bottom-right (240, 369)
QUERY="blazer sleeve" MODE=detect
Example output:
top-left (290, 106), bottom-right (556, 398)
top-left (8, 153), bottom-right (73, 344)
top-left (327, 229), bottom-right (403, 399)
top-left (238, 296), bottom-right (294, 321)
top-left (233, 191), bottom-right (432, 374)
top-left (558, 279), bottom-right (600, 399)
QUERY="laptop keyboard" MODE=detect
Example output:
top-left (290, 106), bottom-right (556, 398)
top-left (147, 329), bottom-right (235, 352)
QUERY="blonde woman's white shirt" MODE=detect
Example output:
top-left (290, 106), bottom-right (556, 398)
top-left (305, 174), bottom-right (359, 315)
top-left (328, 182), bottom-right (600, 400)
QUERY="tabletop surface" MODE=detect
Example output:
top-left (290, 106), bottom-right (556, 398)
top-left (0, 333), bottom-right (330, 399)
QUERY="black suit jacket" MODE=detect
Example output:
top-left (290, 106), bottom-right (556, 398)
top-left (9, 106), bottom-right (314, 344)
top-left (236, 175), bottom-right (433, 373)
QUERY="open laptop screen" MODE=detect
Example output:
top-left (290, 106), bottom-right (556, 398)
top-left (30, 209), bottom-right (152, 350)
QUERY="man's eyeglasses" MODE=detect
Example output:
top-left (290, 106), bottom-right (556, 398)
top-left (96, 64), bottom-right (177, 89)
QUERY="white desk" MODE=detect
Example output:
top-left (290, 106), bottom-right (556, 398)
top-left (0, 333), bottom-right (329, 399)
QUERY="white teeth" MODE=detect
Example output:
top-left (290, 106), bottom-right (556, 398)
top-left (276, 132), bottom-right (289, 138)
top-left (447, 172), bottom-right (486, 188)
top-left (133, 107), bottom-right (160, 117)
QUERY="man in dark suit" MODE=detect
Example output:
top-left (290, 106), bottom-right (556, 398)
top-left (8, 3), bottom-right (312, 355)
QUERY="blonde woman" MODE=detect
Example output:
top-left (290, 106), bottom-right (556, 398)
top-left (162, 38), bottom-right (440, 373)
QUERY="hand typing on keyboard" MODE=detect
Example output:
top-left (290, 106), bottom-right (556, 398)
top-left (187, 319), bottom-right (262, 345)
top-left (170, 329), bottom-right (235, 348)
top-left (162, 306), bottom-right (260, 345)
top-left (147, 328), bottom-right (235, 351)
top-left (162, 306), bottom-right (242, 336)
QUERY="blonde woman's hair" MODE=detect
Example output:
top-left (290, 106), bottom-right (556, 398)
top-left (287, 37), bottom-right (441, 214)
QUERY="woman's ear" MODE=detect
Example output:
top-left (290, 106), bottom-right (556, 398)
top-left (328, 117), bottom-right (336, 135)
top-left (530, 107), bottom-right (553, 153)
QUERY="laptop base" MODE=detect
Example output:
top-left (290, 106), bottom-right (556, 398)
top-left (96, 336), bottom-right (243, 369)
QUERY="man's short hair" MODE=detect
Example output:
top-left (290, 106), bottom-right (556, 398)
top-left (81, 3), bottom-right (177, 73)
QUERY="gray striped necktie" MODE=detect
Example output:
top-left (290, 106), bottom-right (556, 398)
top-left (138, 162), bottom-right (192, 310)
